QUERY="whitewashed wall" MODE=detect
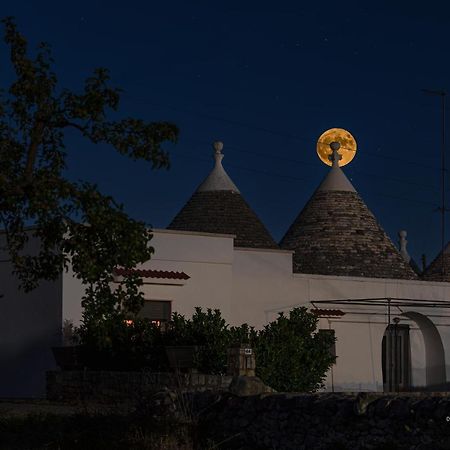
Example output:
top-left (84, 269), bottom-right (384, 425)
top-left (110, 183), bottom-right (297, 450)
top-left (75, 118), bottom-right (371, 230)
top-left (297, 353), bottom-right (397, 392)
top-left (138, 230), bottom-right (450, 393)
top-left (0, 234), bottom-right (62, 397)
top-left (5, 228), bottom-right (450, 396)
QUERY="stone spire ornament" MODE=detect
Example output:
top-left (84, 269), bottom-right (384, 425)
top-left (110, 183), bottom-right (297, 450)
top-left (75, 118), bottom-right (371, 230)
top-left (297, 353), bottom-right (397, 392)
top-left (168, 140), bottom-right (278, 249)
top-left (317, 141), bottom-right (356, 192)
top-left (329, 141), bottom-right (343, 166)
top-left (316, 127), bottom-right (357, 167)
top-left (398, 230), bottom-right (411, 263)
top-left (197, 141), bottom-right (240, 193)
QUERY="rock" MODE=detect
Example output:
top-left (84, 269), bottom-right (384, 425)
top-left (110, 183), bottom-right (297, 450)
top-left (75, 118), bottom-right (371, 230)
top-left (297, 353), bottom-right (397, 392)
top-left (354, 393), bottom-right (379, 415)
top-left (228, 376), bottom-right (275, 397)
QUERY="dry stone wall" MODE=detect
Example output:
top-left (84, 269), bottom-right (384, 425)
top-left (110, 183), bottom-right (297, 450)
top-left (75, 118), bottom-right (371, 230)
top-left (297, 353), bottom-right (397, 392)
top-left (46, 370), bottom-right (232, 403)
top-left (199, 392), bottom-right (450, 449)
top-left (46, 372), bottom-right (450, 449)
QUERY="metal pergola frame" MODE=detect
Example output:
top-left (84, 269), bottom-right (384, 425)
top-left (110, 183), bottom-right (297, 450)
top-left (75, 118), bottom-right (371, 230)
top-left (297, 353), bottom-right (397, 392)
top-left (311, 297), bottom-right (450, 324)
top-left (311, 297), bottom-right (450, 392)
top-left (311, 297), bottom-right (450, 309)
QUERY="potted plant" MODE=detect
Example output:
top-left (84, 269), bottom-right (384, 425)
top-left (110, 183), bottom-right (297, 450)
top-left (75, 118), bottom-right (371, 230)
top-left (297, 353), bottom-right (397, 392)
top-left (52, 319), bottom-right (83, 370)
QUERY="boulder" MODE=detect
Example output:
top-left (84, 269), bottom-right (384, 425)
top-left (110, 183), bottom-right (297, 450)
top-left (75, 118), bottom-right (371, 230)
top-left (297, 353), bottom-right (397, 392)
top-left (228, 376), bottom-right (275, 397)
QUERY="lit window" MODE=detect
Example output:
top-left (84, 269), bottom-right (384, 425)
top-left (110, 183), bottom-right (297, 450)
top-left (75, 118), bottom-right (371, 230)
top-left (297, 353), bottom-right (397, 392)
top-left (139, 300), bottom-right (172, 324)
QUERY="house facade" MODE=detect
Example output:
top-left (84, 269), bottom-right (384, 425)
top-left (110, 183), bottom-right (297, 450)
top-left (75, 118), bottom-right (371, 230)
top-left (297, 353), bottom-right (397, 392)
top-left (2, 140), bottom-right (450, 397)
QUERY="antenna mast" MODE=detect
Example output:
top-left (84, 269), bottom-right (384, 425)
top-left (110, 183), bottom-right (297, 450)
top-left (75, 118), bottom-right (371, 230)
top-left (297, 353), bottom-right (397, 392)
top-left (423, 89), bottom-right (447, 279)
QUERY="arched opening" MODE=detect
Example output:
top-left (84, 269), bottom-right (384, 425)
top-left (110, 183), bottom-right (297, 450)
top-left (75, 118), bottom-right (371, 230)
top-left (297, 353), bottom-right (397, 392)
top-left (382, 311), bottom-right (446, 391)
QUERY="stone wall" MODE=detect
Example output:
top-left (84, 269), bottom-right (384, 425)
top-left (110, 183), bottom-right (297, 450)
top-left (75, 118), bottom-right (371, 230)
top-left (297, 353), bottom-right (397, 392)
top-left (47, 372), bottom-right (450, 448)
top-left (46, 370), bottom-right (232, 403)
top-left (199, 392), bottom-right (450, 449)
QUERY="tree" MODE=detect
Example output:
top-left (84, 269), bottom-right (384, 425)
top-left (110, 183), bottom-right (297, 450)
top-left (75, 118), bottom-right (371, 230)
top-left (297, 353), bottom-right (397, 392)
top-left (0, 18), bottom-right (178, 334)
top-left (254, 307), bottom-right (336, 392)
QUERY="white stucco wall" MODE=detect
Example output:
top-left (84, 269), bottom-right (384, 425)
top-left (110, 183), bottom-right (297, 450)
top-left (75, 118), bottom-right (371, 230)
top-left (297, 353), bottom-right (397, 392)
top-left (140, 229), bottom-right (234, 320)
top-left (62, 265), bottom-right (84, 326)
top-left (0, 234), bottom-right (62, 397)
top-left (147, 231), bottom-right (450, 392)
top-left (5, 227), bottom-right (450, 396)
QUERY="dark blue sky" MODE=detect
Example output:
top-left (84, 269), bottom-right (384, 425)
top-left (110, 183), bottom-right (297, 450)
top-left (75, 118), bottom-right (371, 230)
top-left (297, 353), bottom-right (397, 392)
top-left (4, 1), bottom-right (450, 266)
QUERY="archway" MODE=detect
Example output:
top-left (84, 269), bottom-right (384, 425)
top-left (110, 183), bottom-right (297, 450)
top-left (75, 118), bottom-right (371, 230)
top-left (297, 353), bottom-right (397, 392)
top-left (382, 311), bottom-right (446, 391)
top-left (401, 311), bottom-right (446, 389)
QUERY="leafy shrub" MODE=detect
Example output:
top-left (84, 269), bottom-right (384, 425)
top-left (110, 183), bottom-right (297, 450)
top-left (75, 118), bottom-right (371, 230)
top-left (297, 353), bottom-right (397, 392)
top-left (80, 317), bottom-right (168, 371)
top-left (164, 308), bottom-right (253, 374)
top-left (79, 304), bottom-right (335, 392)
top-left (159, 306), bottom-right (335, 392)
top-left (254, 307), bottom-right (336, 392)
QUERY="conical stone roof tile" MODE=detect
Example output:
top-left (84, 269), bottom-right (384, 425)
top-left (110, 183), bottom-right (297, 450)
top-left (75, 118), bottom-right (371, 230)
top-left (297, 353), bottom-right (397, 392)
top-left (280, 147), bottom-right (417, 280)
top-left (167, 142), bottom-right (278, 249)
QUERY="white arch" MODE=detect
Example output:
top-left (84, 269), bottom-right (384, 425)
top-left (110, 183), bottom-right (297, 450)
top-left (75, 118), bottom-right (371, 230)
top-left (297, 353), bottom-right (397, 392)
top-left (401, 311), bottom-right (446, 388)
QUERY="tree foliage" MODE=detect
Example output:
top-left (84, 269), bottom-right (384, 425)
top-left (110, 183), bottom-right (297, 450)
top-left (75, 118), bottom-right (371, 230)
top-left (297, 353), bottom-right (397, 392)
top-left (159, 307), bottom-right (335, 392)
top-left (92, 306), bottom-right (333, 392)
top-left (163, 307), bottom-right (255, 374)
top-left (254, 307), bottom-right (336, 392)
top-left (0, 18), bottom-right (178, 335)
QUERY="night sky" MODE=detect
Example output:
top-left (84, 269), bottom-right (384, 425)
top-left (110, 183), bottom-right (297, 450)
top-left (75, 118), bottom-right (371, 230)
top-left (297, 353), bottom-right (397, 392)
top-left (3, 1), bottom-right (450, 267)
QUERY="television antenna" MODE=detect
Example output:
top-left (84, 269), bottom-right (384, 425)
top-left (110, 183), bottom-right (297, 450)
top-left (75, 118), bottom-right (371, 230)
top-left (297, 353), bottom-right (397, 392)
top-left (423, 89), bottom-right (447, 278)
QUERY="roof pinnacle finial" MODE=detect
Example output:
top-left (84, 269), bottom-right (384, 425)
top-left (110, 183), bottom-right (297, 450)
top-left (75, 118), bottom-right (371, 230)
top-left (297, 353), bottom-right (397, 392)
top-left (317, 140), bottom-right (356, 192)
top-left (398, 230), bottom-right (411, 263)
top-left (196, 141), bottom-right (240, 193)
top-left (329, 141), bottom-right (342, 167)
top-left (213, 141), bottom-right (224, 165)
top-left (213, 141), bottom-right (223, 154)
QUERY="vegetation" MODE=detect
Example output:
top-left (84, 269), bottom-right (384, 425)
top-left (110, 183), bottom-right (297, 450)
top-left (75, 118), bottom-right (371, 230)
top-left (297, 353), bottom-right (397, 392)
top-left (79, 318), bottom-right (168, 371)
top-left (0, 20), bottom-right (334, 393)
top-left (254, 307), bottom-right (336, 392)
top-left (77, 306), bottom-right (335, 392)
top-left (0, 18), bottom-right (178, 343)
top-left (0, 412), bottom-right (195, 450)
top-left (164, 307), bottom-right (256, 374)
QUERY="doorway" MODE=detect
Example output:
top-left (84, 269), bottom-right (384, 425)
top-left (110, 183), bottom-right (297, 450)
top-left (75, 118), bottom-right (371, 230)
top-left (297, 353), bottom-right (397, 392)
top-left (382, 323), bottom-right (411, 392)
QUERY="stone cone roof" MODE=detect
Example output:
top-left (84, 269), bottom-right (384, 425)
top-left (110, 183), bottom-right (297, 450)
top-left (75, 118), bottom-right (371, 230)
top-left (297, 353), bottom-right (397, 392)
top-left (280, 155), bottom-right (417, 280)
top-left (167, 142), bottom-right (278, 249)
top-left (422, 243), bottom-right (450, 281)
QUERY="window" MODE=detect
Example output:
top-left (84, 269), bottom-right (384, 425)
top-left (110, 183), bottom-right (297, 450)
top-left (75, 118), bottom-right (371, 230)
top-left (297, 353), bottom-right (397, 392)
top-left (139, 300), bottom-right (172, 324)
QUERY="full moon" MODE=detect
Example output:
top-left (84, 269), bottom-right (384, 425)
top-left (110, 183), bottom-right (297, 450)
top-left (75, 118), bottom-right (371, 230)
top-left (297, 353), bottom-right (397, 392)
top-left (316, 128), bottom-right (357, 167)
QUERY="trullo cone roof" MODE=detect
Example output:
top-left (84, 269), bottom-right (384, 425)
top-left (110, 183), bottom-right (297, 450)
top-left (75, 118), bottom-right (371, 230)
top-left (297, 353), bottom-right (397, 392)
top-left (167, 142), bottom-right (278, 249)
top-left (280, 148), bottom-right (417, 280)
top-left (422, 242), bottom-right (450, 281)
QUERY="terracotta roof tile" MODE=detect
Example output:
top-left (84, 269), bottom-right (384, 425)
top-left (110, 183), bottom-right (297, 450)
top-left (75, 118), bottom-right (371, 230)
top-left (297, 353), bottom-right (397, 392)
top-left (311, 309), bottom-right (345, 317)
top-left (114, 268), bottom-right (190, 280)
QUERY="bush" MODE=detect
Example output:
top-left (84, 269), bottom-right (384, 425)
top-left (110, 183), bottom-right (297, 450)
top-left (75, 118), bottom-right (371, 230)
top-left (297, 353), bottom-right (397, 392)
top-left (79, 317), bottom-right (168, 371)
top-left (158, 306), bottom-right (335, 392)
top-left (164, 308), bottom-right (253, 374)
top-left (78, 305), bottom-right (335, 392)
top-left (254, 307), bottom-right (336, 392)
